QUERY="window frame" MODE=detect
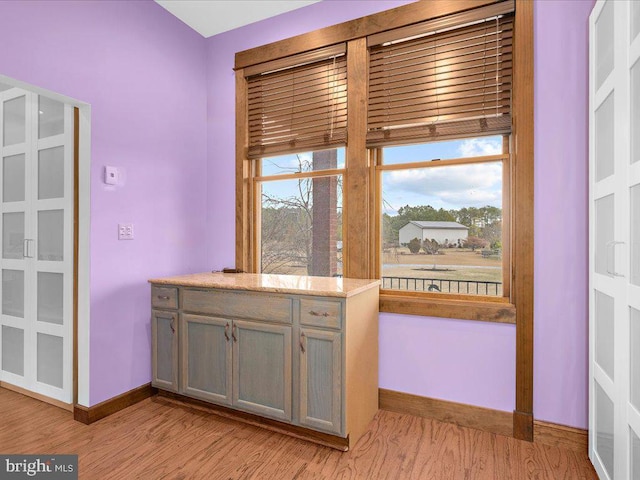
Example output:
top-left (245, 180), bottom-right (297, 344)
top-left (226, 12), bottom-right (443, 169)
top-left (371, 136), bottom-right (513, 318)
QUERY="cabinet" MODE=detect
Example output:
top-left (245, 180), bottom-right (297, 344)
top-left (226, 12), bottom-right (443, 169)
top-left (181, 314), bottom-right (231, 405)
top-left (233, 319), bottom-right (291, 421)
top-left (298, 327), bottom-right (341, 434)
top-left (149, 273), bottom-right (379, 450)
top-left (151, 310), bottom-right (178, 392)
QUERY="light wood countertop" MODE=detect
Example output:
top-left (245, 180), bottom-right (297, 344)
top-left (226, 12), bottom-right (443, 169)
top-left (149, 272), bottom-right (380, 298)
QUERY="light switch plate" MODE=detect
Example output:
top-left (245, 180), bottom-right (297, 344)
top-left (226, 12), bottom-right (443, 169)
top-left (118, 223), bottom-right (134, 240)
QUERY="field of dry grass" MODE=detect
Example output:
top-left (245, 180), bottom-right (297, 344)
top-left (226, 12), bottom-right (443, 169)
top-left (382, 247), bottom-right (501, 267)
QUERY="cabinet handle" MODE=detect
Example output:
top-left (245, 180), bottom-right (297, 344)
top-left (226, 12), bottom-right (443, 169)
top-left (170, 318), bottom-right (175, 334)
top-left (300, 332), bottom-right (306, 353)
top-left (157, 295), bottom-right (170, 300)
top-left (224, 323), bottom-right (230, 341)
top-left (309, 310), bottom-right (330, 317)
top-left (232, 324), bottom-right (237, 342)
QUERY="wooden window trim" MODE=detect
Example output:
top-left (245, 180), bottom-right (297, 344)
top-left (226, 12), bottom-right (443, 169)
top-left (512, 0), bottom-right (534, 441)
top-left (235, 0), bottom-right (534, 441)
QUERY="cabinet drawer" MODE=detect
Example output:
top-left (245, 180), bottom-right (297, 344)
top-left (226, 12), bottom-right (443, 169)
top-left (183, 289), bottom-right (292, 324)
top-left (299, 298), bottom-right (342, 329)
top-left (151, 286), bottom-right (178, 309)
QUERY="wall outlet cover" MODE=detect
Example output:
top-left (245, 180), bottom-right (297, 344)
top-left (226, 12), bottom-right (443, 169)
top-left (118, 223), bottom-right (134, 240)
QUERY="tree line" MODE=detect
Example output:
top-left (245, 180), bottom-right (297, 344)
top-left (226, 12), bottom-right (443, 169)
top-left (382, 204), bottom-right (502, 249)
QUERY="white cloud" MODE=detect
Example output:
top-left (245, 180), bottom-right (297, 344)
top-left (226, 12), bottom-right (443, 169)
top-left (458, 138), bottom-right (502, 157)
top-left (383, 162), bottom-right (502, 210)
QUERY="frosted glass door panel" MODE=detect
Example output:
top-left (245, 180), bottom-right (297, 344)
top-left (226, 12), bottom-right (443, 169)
top-left (632, 184), bottom-right (640, 285)
top-left (37, 210), bottom-right (63, 261)
top-left (2, 325), bottom-right (24, 376)
top-left (37, 272), bottom-right (63, 325)
top-left (3, 154), bottom-right (25, 203)
top-left (2, 269), bottom-right (24, 318)
top-left (2, 212), bottom-right (24, 259)
top-left (633, 62), bottom-right (640, 165)
top-left (596, 93), bottom-right (615, 181)
top-left (3, 96), bottom-right (25, 147)
top-left (36, 333), bottom-right (63, 388)
top-left (632, 428), bottom-right (640, 480)
top-left (633, 1), bottom-right (640, 44)
top-left (596, 0), bottom-right (614, 88)
top-left (38, 146), bottom-right (64, 200)
top-left (596, 290), bottom-right (615, 380)
top-left (595, 194), bottom-right (614, 275)
top-left (596, 381), bottom-right (615, 479)
top-left (38, 96), bottom-right (64, 139)
top-left (632, 307), bottom-right (640, 412)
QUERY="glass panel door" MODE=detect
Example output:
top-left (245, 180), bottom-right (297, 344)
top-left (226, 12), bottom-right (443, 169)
top-left (31, 94), bottom-right (72, 402)
top-left (0, 87), bottom-right (30, 390)
top-left (0, 85), bottom-right (73, 404)
top-left (590, 2), bottom-right (640, 478)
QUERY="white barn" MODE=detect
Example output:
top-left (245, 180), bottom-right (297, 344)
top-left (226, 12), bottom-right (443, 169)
top-left (399, 221), bottom-right (469, 246)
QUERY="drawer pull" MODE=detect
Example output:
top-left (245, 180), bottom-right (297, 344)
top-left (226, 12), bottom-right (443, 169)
top-left (157, 295), bottom-right (171, 300)
top-left (224, 323), bottom-right (230, 341)
top-left (300, 332), bottom-right (306, 353)
top-left (309, 310), bottom-right (330, 317)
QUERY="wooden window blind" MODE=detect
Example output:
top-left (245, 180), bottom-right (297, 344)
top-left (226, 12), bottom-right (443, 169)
top-left (246, 44), bottom-right (347, 159)
top-left (367, 1), bottom-right (514, 146)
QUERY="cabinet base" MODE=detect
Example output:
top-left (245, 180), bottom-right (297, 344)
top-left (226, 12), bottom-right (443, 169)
top-left (156, 390), bottom-right (350, 451)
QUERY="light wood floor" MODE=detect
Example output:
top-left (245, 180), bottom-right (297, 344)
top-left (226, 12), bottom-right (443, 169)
top-left (0, 388), bottom-right (597, 479)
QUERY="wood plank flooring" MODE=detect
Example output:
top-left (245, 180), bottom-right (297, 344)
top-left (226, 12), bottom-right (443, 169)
top-left (0, 388), bottom-right (597, 479)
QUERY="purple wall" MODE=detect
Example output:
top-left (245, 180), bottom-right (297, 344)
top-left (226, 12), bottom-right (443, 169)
top-left (533, 0), bottom-right (594, 428)
top-left (0, 0), bottom-right (209, 405)
top-left (0, 0), bottom-right (595, 424)
top-left (207, 0), bottom-right (594, 427)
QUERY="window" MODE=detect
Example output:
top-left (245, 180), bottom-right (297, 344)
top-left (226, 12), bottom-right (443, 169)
top-left (236, 0), bottom-right (527, 323)
top-left (257, 149), bottom-right (344, 277)
top-left (376, 136), bottom-right (509, 298)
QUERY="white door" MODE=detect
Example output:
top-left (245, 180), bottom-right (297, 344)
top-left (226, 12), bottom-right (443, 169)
top-left (0, 84), bottom-right (74, 404)
top-left (590, 1), bottom-right (640, 479)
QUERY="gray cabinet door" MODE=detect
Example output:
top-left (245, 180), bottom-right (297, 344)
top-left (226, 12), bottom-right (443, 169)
top-left (181, 314), bottom-right (232, 405)
top-left (151, 310), bottom-right (178, 392)
top-left (298, 327), bottom-right (342, 434)
top-left (232, 319), bottom-right (292, 421)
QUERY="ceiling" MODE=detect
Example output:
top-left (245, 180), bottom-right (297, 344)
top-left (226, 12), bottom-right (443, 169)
top-left (155, 0), bottom-right (321, 38)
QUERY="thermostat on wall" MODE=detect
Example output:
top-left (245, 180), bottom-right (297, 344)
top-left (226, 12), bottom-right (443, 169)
top-left (104, 166), bottom-right (119, 185)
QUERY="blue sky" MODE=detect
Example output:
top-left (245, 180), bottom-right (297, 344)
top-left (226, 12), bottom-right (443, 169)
top-left (260, 136), bottom-right (503, 215)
